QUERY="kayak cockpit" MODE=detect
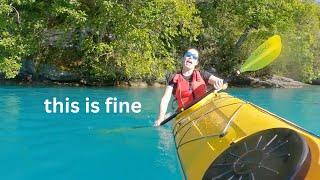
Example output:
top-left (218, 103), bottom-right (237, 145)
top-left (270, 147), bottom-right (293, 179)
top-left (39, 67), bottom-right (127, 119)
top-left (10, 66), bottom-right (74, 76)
top-left (173, 92), bottom-right (320, 180)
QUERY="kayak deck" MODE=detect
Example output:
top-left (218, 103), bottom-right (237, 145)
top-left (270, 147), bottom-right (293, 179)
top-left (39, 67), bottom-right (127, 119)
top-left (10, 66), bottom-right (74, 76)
top-left (173, 92), bottom-right (320, 180)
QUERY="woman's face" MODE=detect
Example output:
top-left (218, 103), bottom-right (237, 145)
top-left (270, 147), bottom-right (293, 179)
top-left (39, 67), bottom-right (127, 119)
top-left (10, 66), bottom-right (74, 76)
top-left (183, 52), bottom-right (198, 70)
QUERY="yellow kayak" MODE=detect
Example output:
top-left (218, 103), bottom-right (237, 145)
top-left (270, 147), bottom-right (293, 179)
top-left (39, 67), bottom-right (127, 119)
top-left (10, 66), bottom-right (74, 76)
top-left (173, 92), bottom-right (320, 180)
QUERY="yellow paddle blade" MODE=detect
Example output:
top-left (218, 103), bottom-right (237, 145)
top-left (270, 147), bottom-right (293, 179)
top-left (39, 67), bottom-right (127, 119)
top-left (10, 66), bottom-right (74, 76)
top-left (240, 35), bottom-right (282, 73)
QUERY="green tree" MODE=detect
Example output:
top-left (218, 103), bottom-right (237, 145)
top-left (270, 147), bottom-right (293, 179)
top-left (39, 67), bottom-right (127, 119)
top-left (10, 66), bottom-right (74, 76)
top-left (271, 1), bottom-right (320, 82)
top-left (79, 0), bottom-right (201, 82)
top-left (1, 0), bottom-right (319, 83)
top-left (196, 0), bottom-right (320, 82)
top-left (0, 1), bottom-right (26, 78)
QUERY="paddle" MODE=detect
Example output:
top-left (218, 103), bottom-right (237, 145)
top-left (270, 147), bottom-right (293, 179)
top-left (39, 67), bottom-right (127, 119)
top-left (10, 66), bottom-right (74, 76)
top-left (99, 35), bottom-right (282, 134)
top-left (159, 35), bottom-right (282, 126)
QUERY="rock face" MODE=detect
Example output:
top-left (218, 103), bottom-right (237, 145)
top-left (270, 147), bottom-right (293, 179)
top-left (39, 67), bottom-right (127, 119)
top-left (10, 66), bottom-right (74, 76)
top-left (128, 81), bottom-right (148, 87)
top-left (38, 64), bottom-right (80, 82)
top-left (312, 78), bottom-right (320, 85)
top-left (18, 59), bottom-right (36, 81)
top-left (232, 75), bottom-right (306, 88)
top-left (150, 82), bottom-right (165, 88)
top-left (115, 80), bottom-right (165, 87)
top-left (19, 59), bottom-right (36, 76)
top-left (18, 61), bottom-right (81, 83)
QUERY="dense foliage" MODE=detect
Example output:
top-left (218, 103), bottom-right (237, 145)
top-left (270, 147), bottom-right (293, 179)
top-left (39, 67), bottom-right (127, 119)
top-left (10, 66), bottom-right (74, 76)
top-left (0, 0), bottom-right (319, 83)
top-left (197, 0), bottom-right (320, 82)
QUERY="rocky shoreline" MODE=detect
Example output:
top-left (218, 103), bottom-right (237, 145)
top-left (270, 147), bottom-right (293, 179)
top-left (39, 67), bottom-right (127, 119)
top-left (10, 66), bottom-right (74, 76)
top-left (228, 75), bottom-right (308, 88)
top-left (312, 78), bottom-right (320, 85)
top-left (1, 59), bottom-right (317, 88)
top-left (1, 74), bottom-right (313, 88)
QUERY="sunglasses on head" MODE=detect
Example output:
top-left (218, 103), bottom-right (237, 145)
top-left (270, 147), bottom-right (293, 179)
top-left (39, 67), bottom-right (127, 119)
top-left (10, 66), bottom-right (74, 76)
top-left (184, 52), bottom-right (198, 60)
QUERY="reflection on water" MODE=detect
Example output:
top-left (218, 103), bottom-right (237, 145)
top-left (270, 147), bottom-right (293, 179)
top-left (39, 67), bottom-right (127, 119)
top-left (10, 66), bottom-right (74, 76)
top-left (155, 126), bottom-right (178, 174)
top-left (1, 94), bottom-right (21, 122)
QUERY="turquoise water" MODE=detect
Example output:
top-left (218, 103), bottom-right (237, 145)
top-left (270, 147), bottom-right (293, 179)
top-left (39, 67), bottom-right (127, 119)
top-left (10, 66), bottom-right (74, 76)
top-left (229, 87), bottom-right (320, 135)
top-left (0, 85), bottom-right (319, 180)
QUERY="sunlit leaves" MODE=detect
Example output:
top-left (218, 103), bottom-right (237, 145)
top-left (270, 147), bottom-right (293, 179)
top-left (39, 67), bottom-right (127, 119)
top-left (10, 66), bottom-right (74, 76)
top-left (197, 0), bottom-right (320, 82)
top-left (0, 0), bottom-right (319, 83)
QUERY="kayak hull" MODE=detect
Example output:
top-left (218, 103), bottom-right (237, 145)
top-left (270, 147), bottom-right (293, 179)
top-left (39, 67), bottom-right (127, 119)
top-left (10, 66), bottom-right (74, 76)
top-left (173, 93), bottom-right (320, 180)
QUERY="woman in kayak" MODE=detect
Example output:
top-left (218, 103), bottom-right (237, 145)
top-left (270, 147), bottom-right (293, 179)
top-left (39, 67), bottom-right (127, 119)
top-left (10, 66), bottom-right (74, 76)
top-left (154, 48), bottom-right (224, 126)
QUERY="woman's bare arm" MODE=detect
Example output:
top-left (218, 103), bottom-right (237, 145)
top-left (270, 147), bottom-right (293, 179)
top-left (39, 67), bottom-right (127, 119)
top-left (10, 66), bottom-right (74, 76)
top-left (154, 86), bottom-right (173, 126)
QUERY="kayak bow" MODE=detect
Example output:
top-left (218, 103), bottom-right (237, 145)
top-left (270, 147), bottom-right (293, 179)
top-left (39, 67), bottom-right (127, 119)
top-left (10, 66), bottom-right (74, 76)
top-left (173, 92), bottom-right (320, 180)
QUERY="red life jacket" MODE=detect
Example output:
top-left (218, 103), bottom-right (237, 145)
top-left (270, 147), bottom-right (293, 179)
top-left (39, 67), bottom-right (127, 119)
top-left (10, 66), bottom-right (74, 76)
top-left (173, 70), bottom-right (207, 110)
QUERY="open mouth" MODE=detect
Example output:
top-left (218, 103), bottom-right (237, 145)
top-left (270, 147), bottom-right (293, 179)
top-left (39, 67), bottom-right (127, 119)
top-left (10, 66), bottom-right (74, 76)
top-left (185, 60), bottom-right (193, 65)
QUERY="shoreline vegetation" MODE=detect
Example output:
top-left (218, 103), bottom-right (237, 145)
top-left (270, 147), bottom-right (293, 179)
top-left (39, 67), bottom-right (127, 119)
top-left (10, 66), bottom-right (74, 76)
top-left (1, 1), bottom-right (320, 87)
